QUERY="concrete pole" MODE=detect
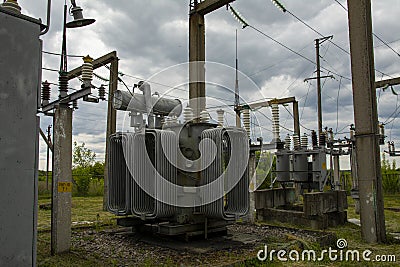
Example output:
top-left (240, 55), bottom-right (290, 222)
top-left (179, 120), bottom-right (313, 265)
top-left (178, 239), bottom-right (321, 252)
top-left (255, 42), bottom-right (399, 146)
top-left (51, 105), bottom-right (73, 254)
top-left (315, 39), bottom-right (322, 135)
top-left (293, 100), bottom-right (300, 137)
top-left (189, 12), bottom-right (205, 120)
top-left (347, 0), bottom-right (386, 243)
top-left (103, 56), bottom-right (118, 210)
top-left (333, 155), bottom-right (340, 190)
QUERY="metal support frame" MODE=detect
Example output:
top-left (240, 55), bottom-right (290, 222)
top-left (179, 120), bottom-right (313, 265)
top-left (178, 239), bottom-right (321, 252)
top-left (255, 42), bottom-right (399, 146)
top-left (189, 0), bottom-right (235, 119)
top-left (347, 0), bottom-right (386, 243)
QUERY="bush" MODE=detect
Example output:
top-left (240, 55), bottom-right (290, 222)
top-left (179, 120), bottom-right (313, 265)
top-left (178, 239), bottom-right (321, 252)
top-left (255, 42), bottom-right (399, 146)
top-left (382, 173), bottom-right (400, 194)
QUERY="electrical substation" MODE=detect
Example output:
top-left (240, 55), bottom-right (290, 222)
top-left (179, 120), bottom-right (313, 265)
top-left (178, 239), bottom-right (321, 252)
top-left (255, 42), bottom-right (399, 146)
top-left (1, 0), bottom-right (399, 266)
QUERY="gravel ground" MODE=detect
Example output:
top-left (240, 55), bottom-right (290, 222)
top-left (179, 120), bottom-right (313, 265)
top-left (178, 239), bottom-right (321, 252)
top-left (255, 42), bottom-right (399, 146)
top-left (71, 223), bottom-right (336, 266)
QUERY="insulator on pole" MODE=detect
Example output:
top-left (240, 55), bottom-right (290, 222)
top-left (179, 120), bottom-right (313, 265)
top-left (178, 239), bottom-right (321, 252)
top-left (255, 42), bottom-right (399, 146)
top-left (98, 85), bottom-right (106, 100)
top-left (271, 103), bottom-right (280, 142)
top-left (216, 109), bottom-right (224, 127)
top-left (41, 80), bottom-right (51, 105)
top-left (242, 108), bottom-right (251, 138)
top-left (59, 72), bottom-right (69, 98)
top-left (81, 55), bottom-right (93, 88)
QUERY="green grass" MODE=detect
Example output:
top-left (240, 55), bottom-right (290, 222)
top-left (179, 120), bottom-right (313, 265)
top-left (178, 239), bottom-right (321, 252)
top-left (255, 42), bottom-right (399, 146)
top-left (37, 196), bottom-right (116, 231)
top-left (37, 195), bottom-right (400, 266)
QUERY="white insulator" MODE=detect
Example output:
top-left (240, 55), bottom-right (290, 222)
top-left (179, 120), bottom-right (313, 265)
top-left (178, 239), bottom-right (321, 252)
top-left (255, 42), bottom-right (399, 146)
top-left (284, 134), bottom-right (291, 150)
top-left (293, 134), bottom-right (300, 150)
top-left (81, 63), bottom-right (93, 81)
top-left (183, 106), bottom-right (194, 123)
top-left (301, 134), bottom-right (308, 149)
top-left (216, 109), bottom-right (225, 127)
top-left (242, 109), bottom-right (251, 138)
top-left (271, 104), bottom-right (280, 142)
top-left (81, 55), bottom-right (93, 87)
top-left (200, 109), bottom-right (210, 123)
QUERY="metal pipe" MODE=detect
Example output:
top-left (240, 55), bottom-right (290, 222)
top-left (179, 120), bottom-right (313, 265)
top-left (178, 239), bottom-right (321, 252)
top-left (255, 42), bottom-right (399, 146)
top-left (40, 0), bottom-right (51, 35)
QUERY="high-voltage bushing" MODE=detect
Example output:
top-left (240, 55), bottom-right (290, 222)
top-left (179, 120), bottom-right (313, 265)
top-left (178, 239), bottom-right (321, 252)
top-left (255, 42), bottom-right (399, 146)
top-left (216, 109), bottom-right (224, 127)
top-left (183, 106), bottom-right (194, 123)
top-left (113, 89), bottom-right (182, 117)
top-left (311, 130), bottom-right (318, 148)
top-left (271, 103), bottom-right (280, 142)
top-left (242, 108), bottom-right (251, 137)
top-left (200, 109), bottom-right (210, 123)
top-left (319, 132), bottom-right (326, 147)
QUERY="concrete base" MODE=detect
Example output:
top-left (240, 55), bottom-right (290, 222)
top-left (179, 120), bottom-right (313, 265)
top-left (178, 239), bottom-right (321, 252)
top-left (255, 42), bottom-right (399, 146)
top-left (255, 189), bottom-right (348, 230)
top-left (257, 208), bottom-right (347, 230)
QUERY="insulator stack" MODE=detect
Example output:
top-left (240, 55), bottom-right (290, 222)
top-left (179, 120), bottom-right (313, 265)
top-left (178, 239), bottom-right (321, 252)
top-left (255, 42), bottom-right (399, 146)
top-left (73, 99), bottom-right (78, 110)
top-left (301, 134), bottom-right (308, 149)
top-left (1, 0), bottom-right (22, 14)
top-left (183, 106), bottom-right (194, 123)
top-left (242, 108), bottom-right (251, 138)
top-left (59, 72), bottom-right (69, 98)
top-left (216, 109), bottom-right (224, 127)
top-left (41, 80), bottom-right (51, 105)
top-left (311, 130), bottom-right (318, 147)
top-left (284, 134), bottom-right (291, 150)
top-left (319, 132), bottom-right (326, 147)
top-left (271, 104), bottom-right (280, 141)
top-left (200, 110), bottom-right (210, 123)
top-left (98, 85), bottom-right (106, 100)
top-left (293, 134), bottom-right (300, 150)
top-left (81, 55), bottom-right (93, 87)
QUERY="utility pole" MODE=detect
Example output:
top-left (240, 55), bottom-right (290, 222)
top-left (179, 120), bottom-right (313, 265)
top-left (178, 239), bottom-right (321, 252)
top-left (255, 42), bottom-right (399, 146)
top-left (234, 29), bottom-right (241, 127)
top-left (189, 0), bottom-right (235, 119)
top-left (315, 36), bottom-right (333, 135)
top-left (347, 0), bottom-right (386, 243)
top-left (46, 125), bottom-right (52, 191)
top-left (103, 54), bottom-right (118, 210)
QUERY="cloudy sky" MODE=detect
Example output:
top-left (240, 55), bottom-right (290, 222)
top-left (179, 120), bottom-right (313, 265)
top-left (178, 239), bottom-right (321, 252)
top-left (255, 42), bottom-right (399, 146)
top-left (17, 0), bottom-right (400, 170)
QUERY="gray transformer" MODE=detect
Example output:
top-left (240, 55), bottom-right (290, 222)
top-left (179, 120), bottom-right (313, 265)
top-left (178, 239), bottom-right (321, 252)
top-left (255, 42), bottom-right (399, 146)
top-left (0, 8), bottom-right (43, 266)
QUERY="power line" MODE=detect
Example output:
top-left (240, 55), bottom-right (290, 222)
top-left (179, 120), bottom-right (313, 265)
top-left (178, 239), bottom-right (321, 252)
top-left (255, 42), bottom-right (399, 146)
top-left (332, 0), bottom-right (400, 59)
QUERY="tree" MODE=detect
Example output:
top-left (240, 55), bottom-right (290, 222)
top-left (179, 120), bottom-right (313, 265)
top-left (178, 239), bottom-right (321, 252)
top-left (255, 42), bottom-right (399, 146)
top-left (72, 142), bottom-right (96, 196)
top-left (73, 141), bottom-right (96, 168)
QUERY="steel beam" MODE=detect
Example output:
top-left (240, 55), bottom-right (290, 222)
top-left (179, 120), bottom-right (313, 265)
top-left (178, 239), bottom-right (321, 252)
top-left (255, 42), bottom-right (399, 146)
top-left (347, 0), bottom-right (386, 243)
top-left (375, 77), bottom-right (400, 89)
top-left (192, 0), bottom-right (234, 15)
top-left (41, 87), bottom-right (91, 113)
